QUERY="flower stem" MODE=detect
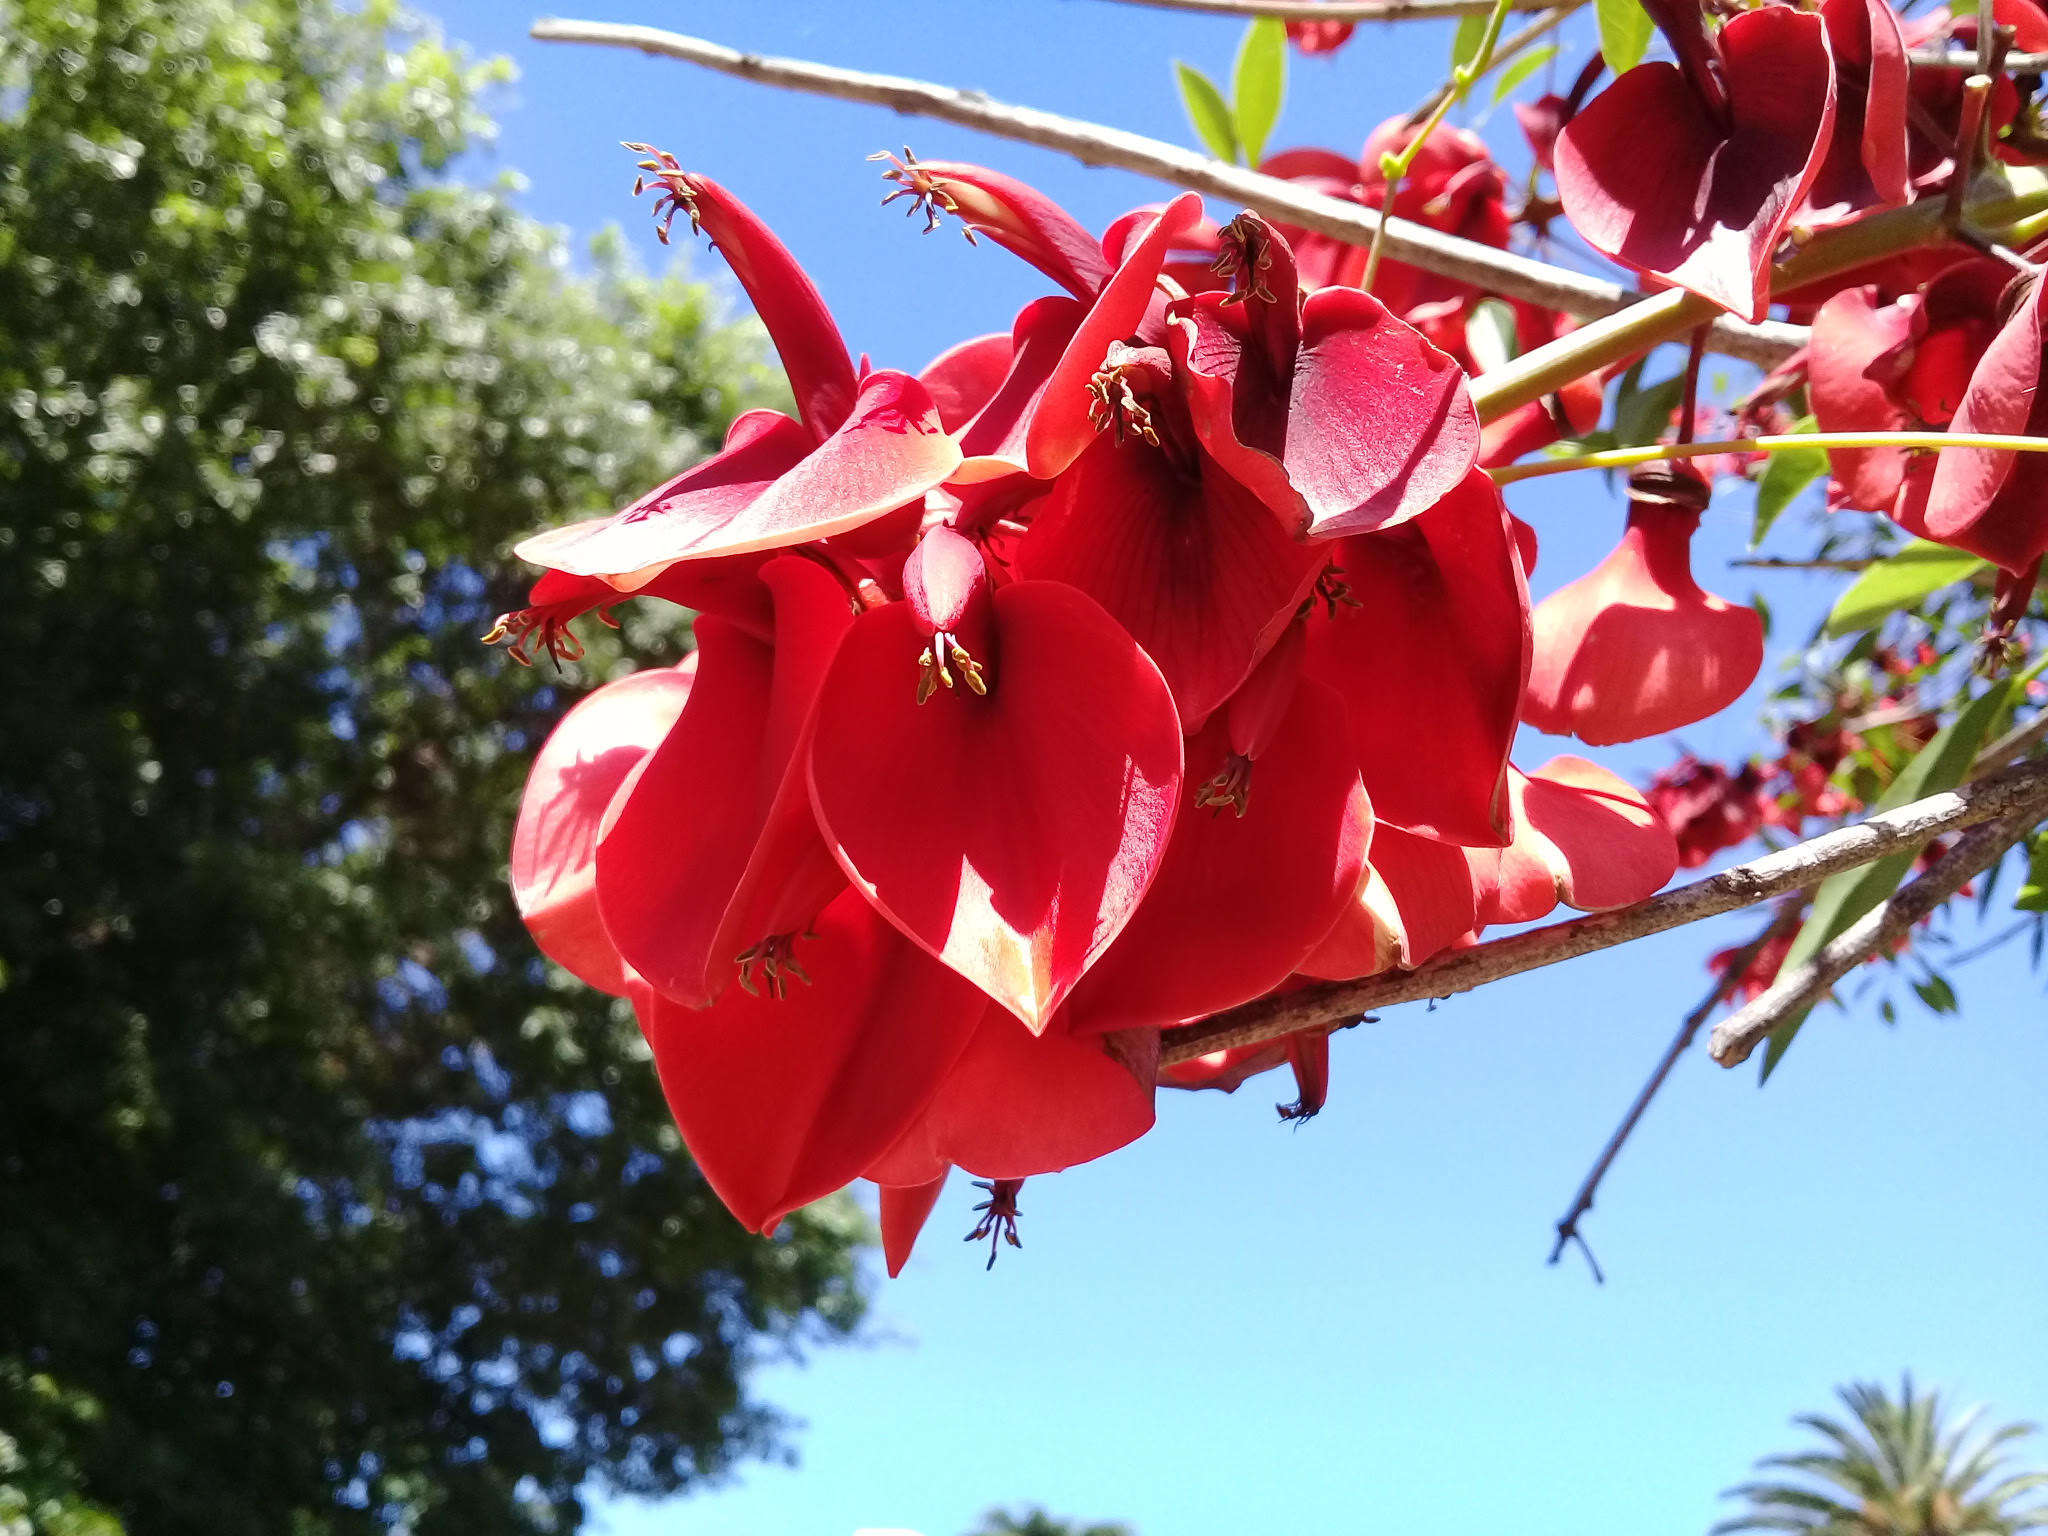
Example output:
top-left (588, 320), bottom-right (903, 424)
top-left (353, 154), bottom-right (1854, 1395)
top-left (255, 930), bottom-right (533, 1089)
top-left (1488, 429), bottom-right (2048, 484)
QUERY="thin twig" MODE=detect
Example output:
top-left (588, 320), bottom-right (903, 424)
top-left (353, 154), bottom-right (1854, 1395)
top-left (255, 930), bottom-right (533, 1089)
top-left (1729, 556), bottom-right (1877, 571)
top-left (529, 17), bottom-right (1810, 377)
top-left (1708, 806), bottom-right (2045, 1065)
top-left (1545, 905), bottom-right (1799, 1279)
top-left (1968, 706), bottom-right (2048, 779)
top-left (1090, 0), bottom-right (1555, 19)
top-left (1490, 427), bottom-right (2048, 483)
top-left (1158, 757), bottom-right (2048, 1066)
top-left (1410, 4), bottom-right (1581, 124)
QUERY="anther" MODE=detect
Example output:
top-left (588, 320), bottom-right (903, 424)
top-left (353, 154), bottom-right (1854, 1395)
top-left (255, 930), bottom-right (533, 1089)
top-left (1192, 753), bottom-right (1254, 818)
top-left (1086, 363), bottom-right (1160, 446)
top-left (915, 630), bottom-right (988, 703)
top-left (1303, 562), bottom-right (1361, 621)
top-left (734, 933), bottom-right (812, 1000)
top-left (622, 142), bottom-right (701, 246)
top-left (1213, 212), bottom-right (1278, 306)
top-left (964, 1178), bottom-right (1024, 1270)
top-left (872, 147), bottom-right (974, 241)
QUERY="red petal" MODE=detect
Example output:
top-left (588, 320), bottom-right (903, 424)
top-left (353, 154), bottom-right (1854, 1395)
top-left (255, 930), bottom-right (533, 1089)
top-left (596, 561), bottom-right (854, 1006)
top-left (877, 1172), bottom-right (951, 1278)
top-left (1523, 499), bottom-right (1763, 744)
top-left (896, 160), bottom-right (1113, 301)
top-left (1809, 286), bottom-right (1918, 510)
top-left (953, 295), bottom-right (1087, 473)
top-left (515, 410), bottom-right (812, 582)
top-left (913, 1013), bottom-right (1160, 1180)
top-left (1062, 679), bottom-right (1373, 1034)
top-left (1923, 273), bottom-right (2048, 574)
top-left (1306, 469), bottom-right (1530, 846)
top-left (1481, 758), bottom-right (1677, 925)
top-left (1556, 8), bottom-right (1836, 320)
top-left (1159, 1041), bottom-right (1290, 1092)
top-left (1026, 193), bottom-right (1205, 479)
top-left (919, 332), bottom-right (1013, 432)
top-left (510, 660), bottom-right (696, 994)
top-left (1804, 0), bottom-right (1909, 222)
top-left (1299, 823), bottom-right (1479, 977)
top-left (1020, 431), bottom-right (1325, 729)
top-left (632, 887), bottom-right (986, 1235)
top-left (1279, 287), bottom-right (1479, 537)
top-left (666, 172), bottom-right (859, 440)
top-left (808, 582), bottom-right (1184, 1031)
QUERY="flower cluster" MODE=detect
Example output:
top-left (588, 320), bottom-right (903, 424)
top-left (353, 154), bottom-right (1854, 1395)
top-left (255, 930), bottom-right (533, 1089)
top-left (491, 150), bottom-right (1710, 1269)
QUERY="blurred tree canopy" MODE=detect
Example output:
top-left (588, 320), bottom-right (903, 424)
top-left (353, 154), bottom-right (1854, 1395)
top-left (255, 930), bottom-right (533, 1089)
top-left (0, 2), bottom-right (870, 1532)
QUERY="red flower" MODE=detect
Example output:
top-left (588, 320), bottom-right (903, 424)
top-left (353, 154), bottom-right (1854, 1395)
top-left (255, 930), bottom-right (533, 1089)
top-left (1523, 467), bottom-right (1763, 745)
top-left (1556, 2), bottom-right (1837, 320)
top-left (1287, 15), bottom-right (1356, 54)
top-left (1802, 0), bottom-right (1911, 225)
top-left (1644, 754), bottom-right (1769, 868)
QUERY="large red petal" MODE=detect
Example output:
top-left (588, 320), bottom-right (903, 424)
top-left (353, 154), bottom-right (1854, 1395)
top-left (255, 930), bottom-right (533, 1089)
top-left (510, 660), bottom-right (697, 995)
top-left (1062, 679), bottom-right (1373, 1034)
top-left (1804, 0), bottom-right (1909, 223)
top-left (876, 1172), bottom-right (951, 1278)
top-left (1306, 469), bottom-right (1530, 846)
top-left (1280, 286), bottom-right (1479, 537)
top-left (808, 582), bottom-right (1183, 1031)
top-left (1809, 286), bottom-right (1919, 511)
top-left (899, 160), bottom-right (1113, 301)
top-left (920, 332), bottom-right (1013, 433)
top-left (893, 1012), bottom-right (1161, 1180)
top-left (1298, 823), bottom-right (1479, 977)
top-left (1480, 758), bottom-right (1677, 926)
top-left (632, 887), bottom-right (986, 1235)
top-left (596, 560), bottom-right (853, 1006)
top-left (1923, 274), bottom-right (2048, 574)
top-left (1020, 431), bottom-right (1325, 730)
top-left (1556, 9), bottom-right (1836, 320)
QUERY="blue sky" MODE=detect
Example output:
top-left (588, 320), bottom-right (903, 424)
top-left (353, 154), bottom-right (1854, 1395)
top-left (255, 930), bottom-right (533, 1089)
top-left (419, 3), bottom-right (2048, 1532)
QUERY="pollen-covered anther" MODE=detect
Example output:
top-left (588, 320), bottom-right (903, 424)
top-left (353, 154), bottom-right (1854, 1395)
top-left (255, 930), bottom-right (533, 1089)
top-left (1086, 363), bottom-right (1161, 446)
top-left (1213, 212), bottom-right (1279, 306)
top-left (482, 603), bottom-right (615, 668)
top-left (733, 931), bottom-right (813, 1000)
top-left (1192, 752), bottom-right (1254, 818)
top-left (964, 1178), bottom-right (1024, 1270)
top-left (915, 629), bottom-right (988, 704)
top-left (872, 147), bottom-right (972, 240)
top-left (622, 141), bottom-right (701, 246)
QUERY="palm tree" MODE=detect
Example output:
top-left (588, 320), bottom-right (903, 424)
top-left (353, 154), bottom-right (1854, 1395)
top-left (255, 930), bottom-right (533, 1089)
top-left (1716, 1378), bottom-right (2048, 1536)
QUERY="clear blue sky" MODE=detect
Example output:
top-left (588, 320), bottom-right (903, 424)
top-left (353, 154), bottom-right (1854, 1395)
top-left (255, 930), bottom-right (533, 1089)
top-left (419, 3), bottom-right (2048, 1532)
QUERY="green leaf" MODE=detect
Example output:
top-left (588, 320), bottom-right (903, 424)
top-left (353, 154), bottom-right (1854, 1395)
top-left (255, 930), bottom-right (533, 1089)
top-left (2017, 836), bottom-right (2048, 913)
top-left (1912, 972), bottom-right (1958, 1014)
top-left (1595, 0), bottom-right (1655, 72)
top-left (1614, 369), bottom-right (1683, 447)
top-left (1465, 298), bottom-right (1519, 372)
top-left (1452, 12), bottom-right (1489, 73)
top-left (1823, 539), bottom-right (1991, 638)
top-left (1760, 680), bottom-right (2014, 1078)
top-left (1492, 43), bottom-right (1559, 104)
top-left (1231, 19), bottom-right (1287, 168)
top-left (1175, 60), bottom-right (1241, 164)
top-left (1751, 414), bottom-right (1827, 547)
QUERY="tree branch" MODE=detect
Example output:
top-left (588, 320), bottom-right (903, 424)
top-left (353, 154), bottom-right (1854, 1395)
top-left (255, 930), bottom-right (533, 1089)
top-left (529, 17), bottom-right (1807, 375)
top-left (1706, 806), bottom-right (2043, 1066)
top-left (1157, 757), bottom-right (2048, 1067)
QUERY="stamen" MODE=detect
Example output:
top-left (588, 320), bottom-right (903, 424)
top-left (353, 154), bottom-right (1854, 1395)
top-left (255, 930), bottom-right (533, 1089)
top-left (1213, 212), bottom-right (1278, 306)
top-left (1086, 363), bottom-right (1161, 447)
top-left (964, 1178), bottom-right (1024, 1270)
top-left (871, 147), bottom-right (975, 241)
top-left (733, 932), bottom-right (813, 1000)
top-left (1193, 753), bottom-right (1254, 818)
top-left (915, 630), bottom-right (989, 703)
top-left (1302, 562), bottom-right (1362, 621)
top-left (623, 142), bottom-right (701, 246)
top-left (482, 603), bottom-right (615, 669)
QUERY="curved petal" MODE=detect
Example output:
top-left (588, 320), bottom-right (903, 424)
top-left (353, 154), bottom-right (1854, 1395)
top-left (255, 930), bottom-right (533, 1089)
top-left (510, 660), bottom-right (697, 995)
top-left (1481, 758), bottom-right (1678, 926)
top-left (808, 582), bottom-right (1184, 1031)
top-left (1019, 431), bottom-right (1326, 730)
top-left (953, 295), bottom-right (1087, 477)
top-left (1924, 272), bottom-right (2048, 574)
top-left (632, 886), bottom-right (986, 1235)
top-left (1306, 468), bottom-right (1530, 846)
top-left (657, 169), bottom-right (860, 440)
top-left (596, 560), bottom-right (854, 1006)
top-left (1804, 0), bottom-right (1909, 223)
top-left (1299, 823), bottom-right (1479, 978)
top-left (876, 1171), bottom-right (952, 1278)
top-left (919, 332), bottom-right (1014, 432)
top-left (1809, 286), bottom-right (1919, 511)
top-left (890, 159), bottom-right (1112, 301)
top-left (1062, 678), bottom-right (1373, 1034)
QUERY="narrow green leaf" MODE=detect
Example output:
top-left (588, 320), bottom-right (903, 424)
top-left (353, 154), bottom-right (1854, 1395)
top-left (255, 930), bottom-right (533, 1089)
top-left (1760, 680), bottom-right (2014, 1078)
top-left (1492, 43), bottom-right (1559, 104)
top-left (1465, 298), bottom-right (1519, 373)
top-left (1912, 973), bottom-right (1958, 1014)
top-left (1822, 539), bottom-right (1991, 638)
top-left (1175, 61), bottom-right (1241, 164)
top-left (1451, 12), bottom-right (1489, 72)
top-left (1594, 0), bottom-right (1655, 72)
top-left (2017, 836), bottom-right (2048, 913)
top-left (1614, 369), bottom-right (1683, 447)
top-left (1751, 414), bottom-right (1827, 547)
top-left (1231, 19), bottom-right (1287, 168)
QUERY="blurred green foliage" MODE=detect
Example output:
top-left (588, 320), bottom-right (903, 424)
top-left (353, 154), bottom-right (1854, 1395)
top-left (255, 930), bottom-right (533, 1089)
top-left (968, 1509), bottom-right (1136, 1536)
top-left (0, 2), bottom-right (868, 1532)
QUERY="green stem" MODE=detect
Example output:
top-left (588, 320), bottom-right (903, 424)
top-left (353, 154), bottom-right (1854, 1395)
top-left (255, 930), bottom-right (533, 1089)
top-left (1361, 0), bottom-right (1516, 294)
top-left (1488, 429), bottom-right (2048, 484)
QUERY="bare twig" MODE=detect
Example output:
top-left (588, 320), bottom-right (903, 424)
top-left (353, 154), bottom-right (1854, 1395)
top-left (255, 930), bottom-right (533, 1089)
top-left (1968, 706), bottom-right (2048, 779)
top-left (1707, 807), bottom-right (2045, 1065)
top-left (1546, 905), bottom-right (1800, 1279)
top-left (1092, 0), bottom-right (1555, 19)
top-left (529, 17), bottom-right (1809, 375)
top-left (1410, 4), bottom-right (1581, 120)
top-left (1158, 756), bottom-right (2048, 1066)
